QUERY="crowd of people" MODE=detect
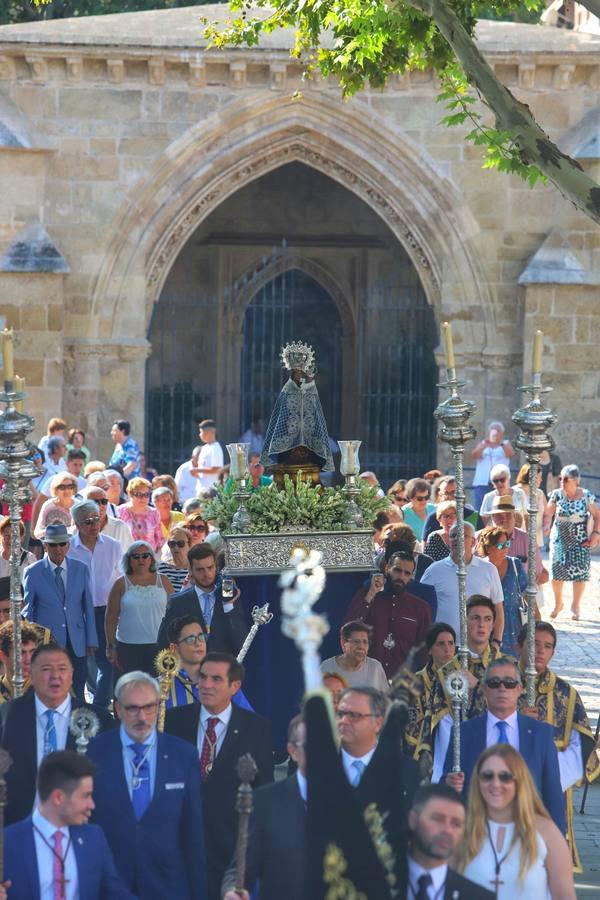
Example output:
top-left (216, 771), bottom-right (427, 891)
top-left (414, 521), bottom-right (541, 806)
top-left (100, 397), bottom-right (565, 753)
top-left (0, 412), bottom-right (597, 899)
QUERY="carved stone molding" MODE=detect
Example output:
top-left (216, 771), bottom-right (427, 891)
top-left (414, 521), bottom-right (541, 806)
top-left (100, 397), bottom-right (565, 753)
top-left (64, 337), bottom-right (151, 364)
top-left (146, 141), bottom-right (434, 301)
top-left (66, 57), bottom-right (83, 82)
top-left (107, 59), bottom-right (125, 84)
top-left (25, 56), bottom-right (48, 84)
top-left (0, 56), bottom-right (16, 80)
top-left (148, 58), bottom-right (165, 86)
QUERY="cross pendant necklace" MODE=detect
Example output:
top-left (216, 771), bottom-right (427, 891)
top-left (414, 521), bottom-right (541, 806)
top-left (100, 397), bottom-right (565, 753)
top-left (33, 825), bottom-right (71, 899)
top-left (486, 821), bottom-right (509, 897)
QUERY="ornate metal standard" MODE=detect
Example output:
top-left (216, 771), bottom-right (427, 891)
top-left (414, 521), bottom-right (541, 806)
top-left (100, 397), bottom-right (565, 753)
top-left (227, 442), bottom-right (252, 533)
top-left (512, 331), bottom-right (555, 706)
top-left (338, 440), bottom-right (364, 528)
top-left (155, 649), bottom-right (181, 731)
top-left (434, 324), bottom-right (476, 674)
top-left (445, 670), bottom-right (469, 772)
top-left (0, 335), bottom-right (36, 699)
top-left (234, 753), bottom-right (259, 895)
top-left (69, 708), bottom-right (100, 754)
top-left (236, 603), bottom-right (274, 663)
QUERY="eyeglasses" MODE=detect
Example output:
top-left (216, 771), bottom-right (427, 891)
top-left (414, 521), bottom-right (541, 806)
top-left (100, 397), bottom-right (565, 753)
top-left (494, 540), bottom-right (511, 550)
top-left (188, 525), bottom-right (207, 533)
top-left (56, 484), bottom-right (75, 491)
top-left (345, 639), bottom-right (369, 647)
top-left (485, 677), bottom-right (520, 689)
top-left (414, 495), bottom-right (429, 501)
top-left (492, 477), bottom-right (507, 484)
top-left (121, 702), bottom-right (159, 715)
top-left (130, 552), bottom-right (152, 560)
top-left (479, 770), bottom-right (515, 783)
top-left (81, 516), bottom-right (100, 526)
top-left (131, 492), bottom-right (151, 499)
top-left (48, 541), bottom-right (69, 548)
top-left (168, 540), bottom-right (187, 548)
top-left (178, 633), bottom-right (206, 645)
top-left (93, 498), bottom-right (109, 506)
top-left (335, 709), bottom-right (375, 721)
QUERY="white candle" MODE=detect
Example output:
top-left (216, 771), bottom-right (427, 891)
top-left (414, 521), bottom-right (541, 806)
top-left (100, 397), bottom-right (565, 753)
top-left (532, 330), bottom-right (543, 375)
top-left (14, 375), bottom-right (24, 412)
top-left (236, 448), bottom-right (246, 478)
top-left (347, 443), bottom-right (355, 474)
top-left (442, 321), bottom-right (455, 370)
top-left (2, 328), bottom-right (14, 381)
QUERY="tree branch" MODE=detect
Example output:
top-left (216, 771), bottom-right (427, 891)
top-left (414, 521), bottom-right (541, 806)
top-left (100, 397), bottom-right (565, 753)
top-left (398, 0), bottom-right (600, 223)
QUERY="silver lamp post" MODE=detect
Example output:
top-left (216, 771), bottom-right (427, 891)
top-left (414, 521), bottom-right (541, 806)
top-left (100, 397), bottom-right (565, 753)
top-left (0, 332), bottom-right (35, 699)
top-left (434, 323), bottom-right (476, 675)
top-left (226, 442), bottom-right (252, 533)
top-left (512, 330), bottom-right (555, 706)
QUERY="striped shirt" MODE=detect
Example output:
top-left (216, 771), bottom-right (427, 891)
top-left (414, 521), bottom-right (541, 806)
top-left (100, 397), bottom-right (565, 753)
top-left (157, 563), bottom-right (189, 593)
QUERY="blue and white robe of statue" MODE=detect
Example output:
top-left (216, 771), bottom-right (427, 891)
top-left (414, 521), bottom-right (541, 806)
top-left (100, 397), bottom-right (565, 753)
top-left (261, 378), bottom-right (334, 472)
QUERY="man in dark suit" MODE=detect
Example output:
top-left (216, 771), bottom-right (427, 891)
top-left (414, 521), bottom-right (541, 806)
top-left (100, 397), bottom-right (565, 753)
top-left (0, 644), bottom-right (113, 826)
top-left (443, 657), bottom-right (566, 834)
top-left (157, 542), bottom-right (246, 653)
top-left (1, 750), bottom-right (134, 899)
top-left (407, 783), bottom-right (493, 899)
top-left (23, 522), bottom-right (97, 704)
top-left (222, 713), bottom-right (306, 900)
top-left (165, 652), bottom-right (273, 900)
top-left (87, 669), bottom-right (208, 900)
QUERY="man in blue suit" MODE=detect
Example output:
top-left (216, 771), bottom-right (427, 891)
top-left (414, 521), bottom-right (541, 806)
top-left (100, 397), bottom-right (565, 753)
top-left (87, 670), bottom-right (208, 900)
top-left (443, 657), bottom-right (566, 834)
top-left (23, 523), bottom-right (97, 705)
top-left (2, 750), bottom-right (134, 899)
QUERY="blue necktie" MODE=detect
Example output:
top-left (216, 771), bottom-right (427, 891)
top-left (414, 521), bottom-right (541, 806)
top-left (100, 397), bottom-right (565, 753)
top-left (54, 566), bottom-right (66, 606)
top-left (351, 759), bottom-right (365, 787)
top-left (44, 709), bottom-right (57, 756)
top-left (130, 742), bottom-right (151, 820)
top-left (496, 720), bottom-right (509, 744)
top-left (201, 593), bottom-right (213, 627)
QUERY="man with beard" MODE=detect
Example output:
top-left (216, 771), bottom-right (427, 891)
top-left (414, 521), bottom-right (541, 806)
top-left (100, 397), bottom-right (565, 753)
top-left (407, 783), bottom-right (493, 899)
top-left (344, 551), bottom-right (431, 676)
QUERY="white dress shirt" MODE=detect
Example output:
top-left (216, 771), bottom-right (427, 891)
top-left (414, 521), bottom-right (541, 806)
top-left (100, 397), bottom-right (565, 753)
top-left (486, 710), bottom-right (520, 751)
top-left (341, 746), bottom-right (376, 784)
top-left (421, 556), bottom-right (503, 638)
top-left (68, 532), bottom-right (122, 608)
top-left (197, 703), bottom-right (233, 758)
top-left (193, 585), bottom-right (234, 625)
top-left (407, 856), bottom-right (448, 899)
top-left (32, 807), bottom-right (79, 900)
top-left (102, 516), bottom-right (134, 555)
top-left (432, 713), bottom-right (453, 784)
top-left (119, 725), bottom-right (158, 800)
top-left (35, 694), bottom-right (72, 767)
top-left (196, 442), bottom-right (224, 491)
top-left (174, 460), bottom-right (200, 503)
top-left (296, 770), bottom-right (307, 804)
top-left (558, 729), bottom-right (583, 791)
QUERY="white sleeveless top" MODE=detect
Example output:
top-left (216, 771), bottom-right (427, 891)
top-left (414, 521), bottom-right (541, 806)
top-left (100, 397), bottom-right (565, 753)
top-left (463, 821), bottom-right (550, 900)
top-left (116, 572), bottom-right (167, 644)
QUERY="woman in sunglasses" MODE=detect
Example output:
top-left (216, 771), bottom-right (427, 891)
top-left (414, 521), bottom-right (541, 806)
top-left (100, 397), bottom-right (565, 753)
top-left (477, 526), bottom-right (529, 656)
top-left (458, 744), bottom-right (575, 899)
top-left (401, 478), bottom-right (436, 542)
top-left (105, 541), bottom-right (174, 676)
top-left (33, 472), bottom-right (79, 540)
top-left (182, 512), bottom-right (210, 547)
top-left (116, 476), bottom-right (164, 553)
top-left (158, 526), bottom-right (192, 592)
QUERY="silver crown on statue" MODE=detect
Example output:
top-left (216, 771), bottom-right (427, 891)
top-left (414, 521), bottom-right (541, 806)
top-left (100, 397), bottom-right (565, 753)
top-left (280, 341), bottom-right (315, 373)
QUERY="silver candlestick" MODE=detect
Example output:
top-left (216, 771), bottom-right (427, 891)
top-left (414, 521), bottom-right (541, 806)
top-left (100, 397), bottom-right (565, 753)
top-left (445, 670), bottom-right (469, 772)
top-left (512, 333), bottom-right (555, 707)
top-left (434, 325), bottom-right (476, 676)
top-left (237, 603), bottom-right (274, 663)
top-left (338, 440), bottom-right (363, 528)
top-left (227, 442), bottom-right (252, 533)
top-left (0, 366), bottom-right (36, 700)
top-left (69, 708), bottom-right (100, 754)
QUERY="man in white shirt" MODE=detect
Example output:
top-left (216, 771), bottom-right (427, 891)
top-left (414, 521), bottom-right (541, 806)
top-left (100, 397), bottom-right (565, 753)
top-left (195, 419), bottom-right (224, 493)
top-left (2, 750), bottom-right (135, 900)
top-left (81, 484), bottom-right (133, 554)
top-left (406, 783), bottom-right (493, 899)
top-left (175, 446), bottom-right (202, 502)
top-left (69, 500), bottom-right (122, 709)
top-left (37, 435), bottom-right (68, 495)
top-left (336, 686), bottom-right (387, 786)
top-left (421, 522), bottom-right (504, 643)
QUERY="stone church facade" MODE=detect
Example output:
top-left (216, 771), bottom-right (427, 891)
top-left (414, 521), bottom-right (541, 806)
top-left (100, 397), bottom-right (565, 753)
top-left (0, 6), bottom-right (598, 479)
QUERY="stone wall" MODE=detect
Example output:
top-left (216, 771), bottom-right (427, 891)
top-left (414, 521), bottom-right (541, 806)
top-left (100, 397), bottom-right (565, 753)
top-left (0, 9), bottom-right (597, 470)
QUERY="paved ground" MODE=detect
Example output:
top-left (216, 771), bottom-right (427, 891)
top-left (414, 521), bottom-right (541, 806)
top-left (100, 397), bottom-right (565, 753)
top-left (538, 556), bottom-right (600, 897)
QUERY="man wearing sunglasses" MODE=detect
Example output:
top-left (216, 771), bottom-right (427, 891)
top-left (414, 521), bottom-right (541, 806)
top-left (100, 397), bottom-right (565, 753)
top-left (69, 500), bottom-right (122, 709)
top-left (23, 523), bottom-right (98, 705)
top-left (81, 484), bottom-right (134, 555)
top-left (443, 657), bottom-right (566, 834)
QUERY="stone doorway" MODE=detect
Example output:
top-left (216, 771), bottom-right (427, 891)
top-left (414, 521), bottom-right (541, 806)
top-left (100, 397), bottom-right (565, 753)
top-left (145, 162), bottom-right (438, 484)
